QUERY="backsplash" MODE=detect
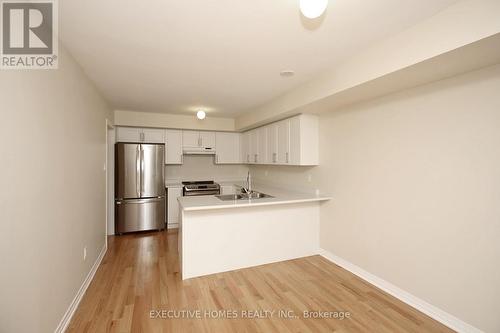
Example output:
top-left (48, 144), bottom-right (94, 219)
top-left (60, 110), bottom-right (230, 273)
top-left (249, 165), bottom-right (321, 195)
top-left (165, 155), bottom-right (248, 182)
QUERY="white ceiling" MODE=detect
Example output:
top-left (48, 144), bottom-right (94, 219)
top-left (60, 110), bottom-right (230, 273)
top-left (59, 0), bottom-right (457, 117)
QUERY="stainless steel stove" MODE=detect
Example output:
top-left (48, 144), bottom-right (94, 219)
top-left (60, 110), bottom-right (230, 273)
top-left (182, 180), bottom-right (220, 196)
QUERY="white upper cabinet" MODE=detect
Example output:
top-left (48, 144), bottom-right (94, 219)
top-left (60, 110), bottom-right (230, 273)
top-left (241, 131), bottom-right (250, 163)
top-left (215, 132), bottom-right (241, 164)
top-left (116, 127), bottom-right (141, 143)
top-left (200, 131), bottom-right (216, 148)
top-left (115, 114), bottom-right (318, 166)
top-left (116, 127), bottom-right (164, 143)
top-left (289, 114), bottom-right (319, 165)
top-left (142, 128), bottom-right (165, 143)
top-left (165, 129), bottom-right (183, 164)
top-left (246, 127), bottom-right (267, 164)
top-left (257, 126), bottom-right (268, 164)
top-left (182, 130), bottom-right (200, 147)
top-left (249, 129), bottom-right (259, 164)
top-left (277, 119), bottom-right (290, 164)
top-left (267, 124), bottom-right (278, 164)
top-left (242, 114), bottom-right (319, 166)
top-left (182, 130), bottom-right (215, 148)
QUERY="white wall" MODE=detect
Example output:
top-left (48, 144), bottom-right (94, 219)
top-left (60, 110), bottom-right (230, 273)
top-left (250, 64), bottom-right (500, 332)
top-left (166, 155), bottom-right (248, 183)
top-left (0, 45), bottom-right (112, 332)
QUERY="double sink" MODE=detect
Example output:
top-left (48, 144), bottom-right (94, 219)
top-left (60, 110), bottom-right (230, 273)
top-left (216, 191), bottom-right (274, 201)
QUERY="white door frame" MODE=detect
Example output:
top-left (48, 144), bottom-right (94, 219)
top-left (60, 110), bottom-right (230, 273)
top-left (105, 119), bottom-right (115, 245)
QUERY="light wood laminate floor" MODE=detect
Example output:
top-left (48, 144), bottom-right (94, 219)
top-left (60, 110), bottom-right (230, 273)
top-left (67, 230), bottom-right (454, 333)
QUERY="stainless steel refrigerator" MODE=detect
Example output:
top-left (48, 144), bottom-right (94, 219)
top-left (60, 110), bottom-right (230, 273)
top-left (115, 143), bottom-right (165, 234)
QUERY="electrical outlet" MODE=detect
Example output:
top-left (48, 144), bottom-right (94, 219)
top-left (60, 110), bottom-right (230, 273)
top-left (83, 247), bottom-right (87, 261)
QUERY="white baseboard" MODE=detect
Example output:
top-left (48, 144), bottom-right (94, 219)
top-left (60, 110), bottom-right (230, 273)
top-left (55, 244), bottom-right (107, 333)
top-left (318, 248), bottom-right (483, 333)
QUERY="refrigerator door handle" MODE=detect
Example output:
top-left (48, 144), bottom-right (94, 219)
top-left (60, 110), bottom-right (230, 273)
top-left (119, 197), bottom-right (164, 204)
top-left (136, 145), bottom-right (141, 197)
top-left (140, 145), bottom-right (145, 196)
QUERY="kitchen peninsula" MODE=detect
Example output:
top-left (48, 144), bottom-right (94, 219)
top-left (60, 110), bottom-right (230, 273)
top-left (177, 184), bottom-right (330, 279)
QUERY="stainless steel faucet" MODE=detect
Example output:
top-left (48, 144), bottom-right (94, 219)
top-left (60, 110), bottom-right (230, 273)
top-left (242, 171), bottom-right (252, 194)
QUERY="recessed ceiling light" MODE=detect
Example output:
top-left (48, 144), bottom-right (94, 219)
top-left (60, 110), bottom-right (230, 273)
top-left (280, 70), bottom-right (295, 77)
top-left (197, 110), bottom-right (206, 120)
top-left (300, 0), bottom-right (328, 19)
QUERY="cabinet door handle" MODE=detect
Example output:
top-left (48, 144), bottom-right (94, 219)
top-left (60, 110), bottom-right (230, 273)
top-left (273, 153), bottom-right (277, 163)
top-left (286, 152), bottom-right (289, 163)
top-left (247, 154), bottom-right (250, 163)
top-left (254, 154), bottom-right (258, 163)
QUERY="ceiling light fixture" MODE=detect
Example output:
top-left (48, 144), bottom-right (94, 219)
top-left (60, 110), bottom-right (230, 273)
top-left (299, 0), bottom-right (328, 19)
top-left (280, 70), bottom-right (295, 77)
top-left (196, 110), bottom-right (206, 120)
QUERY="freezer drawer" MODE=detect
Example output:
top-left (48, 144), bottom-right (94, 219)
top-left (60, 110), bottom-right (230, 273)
top-left (115, 197), bottom-right (165, 234)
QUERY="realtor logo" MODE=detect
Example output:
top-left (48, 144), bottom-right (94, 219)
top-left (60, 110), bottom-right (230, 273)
top-left (1, 0), bottom-right (58, 69)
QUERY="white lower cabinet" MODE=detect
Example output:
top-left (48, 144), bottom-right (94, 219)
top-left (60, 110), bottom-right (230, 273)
top-left (167, 187), bottom-right (182, 228)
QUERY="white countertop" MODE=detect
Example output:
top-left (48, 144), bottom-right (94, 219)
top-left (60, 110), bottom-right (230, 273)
top-left (178, 183), bottom-right (331, 212)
